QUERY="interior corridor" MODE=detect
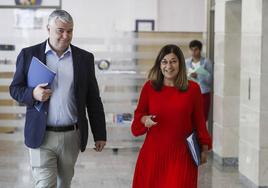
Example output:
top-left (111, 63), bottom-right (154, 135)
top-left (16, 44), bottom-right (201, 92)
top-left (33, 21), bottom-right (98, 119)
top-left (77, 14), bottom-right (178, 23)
top-left (0, 137), bottom-right (244, 188)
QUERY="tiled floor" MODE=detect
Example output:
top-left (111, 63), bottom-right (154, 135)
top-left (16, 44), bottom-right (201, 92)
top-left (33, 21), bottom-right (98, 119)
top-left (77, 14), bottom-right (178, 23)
top-left (0, 138), bottom-right (246, 188)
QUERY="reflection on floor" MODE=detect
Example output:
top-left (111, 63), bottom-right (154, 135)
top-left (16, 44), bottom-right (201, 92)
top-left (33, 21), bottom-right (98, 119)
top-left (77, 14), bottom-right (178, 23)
top-left (0, 139), bottom-right (245, 188)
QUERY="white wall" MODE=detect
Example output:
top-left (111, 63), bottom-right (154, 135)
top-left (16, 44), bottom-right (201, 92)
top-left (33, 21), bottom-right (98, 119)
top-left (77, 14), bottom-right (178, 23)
top-left (0, 0), bottom-right (206, 39)
top-left (63, 0), bottom-right (206, 36)
top-left (0, 0), bottom-right (207, 56)
top-left (63, 0), bottom-right (158, 37)
top-left (158, 0), bottom-right (206, 32)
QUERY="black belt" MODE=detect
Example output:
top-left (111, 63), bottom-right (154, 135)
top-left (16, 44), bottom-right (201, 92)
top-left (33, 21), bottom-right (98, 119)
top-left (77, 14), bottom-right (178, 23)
top-left (46, 124), bottom-right (78, 132)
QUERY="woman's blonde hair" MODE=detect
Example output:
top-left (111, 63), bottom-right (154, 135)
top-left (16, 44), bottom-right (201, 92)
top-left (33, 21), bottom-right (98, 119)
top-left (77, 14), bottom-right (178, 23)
top-left (148, 44), bottom-right (188, 91)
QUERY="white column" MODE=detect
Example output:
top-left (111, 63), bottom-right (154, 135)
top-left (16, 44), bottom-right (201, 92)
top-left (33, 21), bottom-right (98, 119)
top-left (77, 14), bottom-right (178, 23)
top-left (239, 0), bottom-right (268, 187)
top-left (213, 0), bottom-right (241, 166)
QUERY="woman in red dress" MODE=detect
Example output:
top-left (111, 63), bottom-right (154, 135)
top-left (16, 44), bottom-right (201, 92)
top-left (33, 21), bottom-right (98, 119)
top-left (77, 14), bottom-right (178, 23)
top-left (131, 44), bottom-right (212, 188)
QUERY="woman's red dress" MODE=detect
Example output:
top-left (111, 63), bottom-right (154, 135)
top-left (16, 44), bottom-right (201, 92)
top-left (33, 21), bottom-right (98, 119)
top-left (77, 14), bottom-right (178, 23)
top-left (131, 81), bottom-right (212, 188)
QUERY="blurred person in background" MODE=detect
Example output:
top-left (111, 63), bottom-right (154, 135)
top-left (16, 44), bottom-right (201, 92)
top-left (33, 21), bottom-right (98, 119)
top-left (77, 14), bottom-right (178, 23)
top-left (186, 40), bottom-right (213, 121)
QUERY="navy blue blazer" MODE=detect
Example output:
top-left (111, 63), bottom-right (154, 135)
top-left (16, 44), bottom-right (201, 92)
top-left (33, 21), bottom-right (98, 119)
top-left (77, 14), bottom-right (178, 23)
top-left (9, 41), bottom-right (106, 152)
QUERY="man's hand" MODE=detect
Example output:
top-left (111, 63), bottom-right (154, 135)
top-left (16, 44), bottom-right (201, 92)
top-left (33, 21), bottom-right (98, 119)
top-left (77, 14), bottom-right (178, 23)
top-left (33, 83), bottom-right (52, 102)
top-left (190, 72), bottom-right (198, 79)
top-left (94, 140), bottom-right (106, 152)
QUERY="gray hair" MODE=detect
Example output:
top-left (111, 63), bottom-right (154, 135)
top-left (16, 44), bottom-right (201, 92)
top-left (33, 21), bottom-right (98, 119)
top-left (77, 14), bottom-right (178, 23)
top-left (48, 9), bottom-right (73, 26)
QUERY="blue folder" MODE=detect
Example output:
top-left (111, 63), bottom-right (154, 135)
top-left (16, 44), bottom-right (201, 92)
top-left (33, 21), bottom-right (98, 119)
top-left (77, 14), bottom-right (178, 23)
top-left (186, 131), bottom-right (201, 166)
top-left (27, 56), bottom-right (56, 111)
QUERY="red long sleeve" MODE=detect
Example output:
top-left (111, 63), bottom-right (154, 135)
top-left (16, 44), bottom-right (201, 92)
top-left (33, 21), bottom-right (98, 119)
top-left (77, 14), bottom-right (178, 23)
top-left (131, 81), bottom-right (149, 136)
top-left (191, 83), bottom-right (212, 150)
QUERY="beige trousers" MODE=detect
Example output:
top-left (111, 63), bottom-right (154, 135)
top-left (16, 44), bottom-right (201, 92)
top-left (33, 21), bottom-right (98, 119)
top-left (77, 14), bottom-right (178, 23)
top-left (29, 129), bottom-right (80, 188)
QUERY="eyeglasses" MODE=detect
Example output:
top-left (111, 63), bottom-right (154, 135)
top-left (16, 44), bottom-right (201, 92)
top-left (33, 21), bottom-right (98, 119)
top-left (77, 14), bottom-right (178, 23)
top-left (160, 60), bottom-right (178, 65)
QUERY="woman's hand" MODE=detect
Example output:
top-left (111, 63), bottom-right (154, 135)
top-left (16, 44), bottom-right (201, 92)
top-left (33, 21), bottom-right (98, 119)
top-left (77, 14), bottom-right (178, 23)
top-left (201, 145), bottom-right (209, 165)
top-left (141, 115), bottom-right (157, 128)
top-left (201, 151), bottom-right (208, 164)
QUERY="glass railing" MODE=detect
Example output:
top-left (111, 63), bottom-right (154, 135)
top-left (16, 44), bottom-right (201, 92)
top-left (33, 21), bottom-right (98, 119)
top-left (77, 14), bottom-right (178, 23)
top-left (0, 31), bottom-right (205, 146)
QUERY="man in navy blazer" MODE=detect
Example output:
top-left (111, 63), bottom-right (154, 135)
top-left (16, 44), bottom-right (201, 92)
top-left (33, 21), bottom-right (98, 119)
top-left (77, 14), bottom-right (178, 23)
top-left (9, 10), bottom-right (106, 188)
